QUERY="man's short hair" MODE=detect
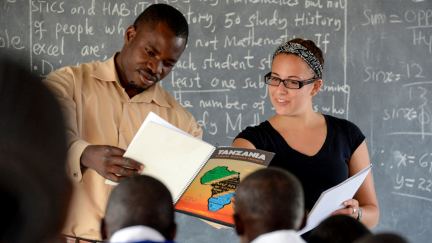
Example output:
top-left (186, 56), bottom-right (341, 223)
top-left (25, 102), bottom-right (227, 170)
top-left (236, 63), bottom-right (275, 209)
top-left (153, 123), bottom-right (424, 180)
top-left (134, 3), bottom-right (188, 42)
top-left (0, 56), bottom-right (71, 243)
top-left (309, 214), bottom-right (371, 243)
top-left (355, 232), bottom-right (408, 243)
top-left (104, 175), bottom-right (175, 240)
top-left (234, 167), bottom-right (305, 231)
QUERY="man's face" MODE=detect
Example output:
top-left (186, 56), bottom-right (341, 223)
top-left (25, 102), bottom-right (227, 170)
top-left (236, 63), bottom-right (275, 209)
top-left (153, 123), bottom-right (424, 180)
top-left (119, 21), bottom-right (186, 90)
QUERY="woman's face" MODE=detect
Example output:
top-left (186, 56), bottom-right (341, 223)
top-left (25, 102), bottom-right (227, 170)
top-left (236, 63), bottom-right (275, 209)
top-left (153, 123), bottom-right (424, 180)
top-left (268, 54), bottom-right (320, 117)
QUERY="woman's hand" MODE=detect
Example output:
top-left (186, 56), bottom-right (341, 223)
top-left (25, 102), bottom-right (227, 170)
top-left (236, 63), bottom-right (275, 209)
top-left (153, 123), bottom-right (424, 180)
top-left (332, 198), bottom-right (361, 220)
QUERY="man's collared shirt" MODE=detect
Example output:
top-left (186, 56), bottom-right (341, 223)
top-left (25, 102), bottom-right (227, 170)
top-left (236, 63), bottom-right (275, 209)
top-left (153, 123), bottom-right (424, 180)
top-left (44, 56), bottom-right (202, 240)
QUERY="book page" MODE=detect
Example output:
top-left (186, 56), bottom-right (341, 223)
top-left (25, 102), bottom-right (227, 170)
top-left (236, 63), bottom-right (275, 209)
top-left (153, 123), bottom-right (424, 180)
top-left (131, 111), bottom-right (190, 138)
top-left (124, 121), bottom-right (215, 203)
top-left (297, 165), bottom-right (372, 235)
top-left (105, 112), bottom-right (191, 186)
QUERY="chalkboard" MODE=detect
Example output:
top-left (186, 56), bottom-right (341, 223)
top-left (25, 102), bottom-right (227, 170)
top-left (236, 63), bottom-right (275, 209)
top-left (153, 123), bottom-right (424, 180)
top-left (1, 0), bottom-right (431, 242)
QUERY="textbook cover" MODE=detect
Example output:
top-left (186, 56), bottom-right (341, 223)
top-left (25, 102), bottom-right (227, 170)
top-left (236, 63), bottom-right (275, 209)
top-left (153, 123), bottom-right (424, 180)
top-left (175, 147), bottom-right (274, 227)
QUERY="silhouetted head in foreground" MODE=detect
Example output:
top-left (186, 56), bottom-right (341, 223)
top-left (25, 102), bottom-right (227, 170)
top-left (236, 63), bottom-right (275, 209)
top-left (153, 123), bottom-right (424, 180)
top-left (355, 232), bottom-right (409, 243)
top-left (103, 175), bottom-right (176, 241)
top-left (234, 167), bottom-right (305, 243)
top-left (308, 214), bottom-right (371, 243)
top-left (0, 57), bottom-right (71, 243)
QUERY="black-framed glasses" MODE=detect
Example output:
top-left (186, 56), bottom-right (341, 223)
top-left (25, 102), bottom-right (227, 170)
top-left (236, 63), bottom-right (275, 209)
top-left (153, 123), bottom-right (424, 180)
top-left (264, 72), bottom-right (317, 89)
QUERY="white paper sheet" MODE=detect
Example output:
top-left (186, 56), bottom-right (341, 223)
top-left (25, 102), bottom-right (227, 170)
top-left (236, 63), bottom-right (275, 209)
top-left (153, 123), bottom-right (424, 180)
top-left (131, 111), bottom-right (190, 138)
top-left (297, 164), bottom-right (372, 235)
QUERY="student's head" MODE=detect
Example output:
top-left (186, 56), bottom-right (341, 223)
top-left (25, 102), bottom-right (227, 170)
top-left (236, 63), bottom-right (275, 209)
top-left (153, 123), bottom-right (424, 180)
top-left (116, 3), bottom-right (188, 92)
top-left (355, 232), bottom-right (409, 243)
top-left (103, 175), bottom-right (176, 240)
top-left (265, 38), bottom-right (324, 116)
top-left (0, 57), bottom-right (71, 243)
top-left (233, 168), bottom-right (304, 242)
top-left (308, 214), bottom-right (371, 243)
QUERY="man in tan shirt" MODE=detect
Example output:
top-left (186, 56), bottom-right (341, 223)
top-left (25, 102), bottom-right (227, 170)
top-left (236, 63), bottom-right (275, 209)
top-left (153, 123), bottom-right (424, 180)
top-left (44, 4), bottom-right (202, 242)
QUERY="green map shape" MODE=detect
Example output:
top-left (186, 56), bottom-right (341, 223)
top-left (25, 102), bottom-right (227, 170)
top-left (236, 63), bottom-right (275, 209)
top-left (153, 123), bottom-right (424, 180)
top-left (200, 166), bottom-right (238, 184)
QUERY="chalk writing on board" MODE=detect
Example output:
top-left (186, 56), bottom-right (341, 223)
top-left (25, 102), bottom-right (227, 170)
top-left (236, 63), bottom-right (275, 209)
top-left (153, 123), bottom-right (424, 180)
top-left (24, 0), bottom-right (350, 137)
top-left (0, 29), bottom-right (25, 50)
top-left (384, 82), bottom-right (432, 138)
top-left (389, 150), bottom-right (432, 202)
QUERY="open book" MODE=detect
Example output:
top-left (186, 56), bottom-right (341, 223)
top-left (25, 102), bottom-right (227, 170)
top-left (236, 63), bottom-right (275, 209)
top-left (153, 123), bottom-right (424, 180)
top-left (106, 112), bottom-right (215, 203)
top-left (297, 164), bottom-right (372, 235)
top-left (175, 147), bottom-right (274, 226)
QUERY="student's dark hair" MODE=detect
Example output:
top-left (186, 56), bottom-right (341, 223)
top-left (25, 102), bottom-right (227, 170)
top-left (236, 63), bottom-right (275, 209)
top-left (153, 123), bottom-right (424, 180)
top-left (290, 38), bottom-right (324, 67)
top-left (104, 175), bottom-right (175, 240)
top-left (134, 3), bottom-right (188, 43)
top-left (308, 214), bottom-right (371, 243)
top-left (0, 56), bottom-right (71, 243)
top-left (355, 232), bottom-right (409, 243)
top-left (234, 168), bottom-right (304, 231)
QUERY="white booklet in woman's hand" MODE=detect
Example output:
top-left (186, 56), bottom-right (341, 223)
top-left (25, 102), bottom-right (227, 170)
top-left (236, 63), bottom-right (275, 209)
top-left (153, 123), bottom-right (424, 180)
top-left (105, 112), bottom-right (216, 203)
top-left (297, 164), bottom-right (372, 235)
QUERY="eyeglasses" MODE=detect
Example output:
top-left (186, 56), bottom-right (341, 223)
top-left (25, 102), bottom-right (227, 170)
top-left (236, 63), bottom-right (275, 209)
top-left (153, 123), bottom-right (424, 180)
top-left (264, 72), bottom-right (317, 89)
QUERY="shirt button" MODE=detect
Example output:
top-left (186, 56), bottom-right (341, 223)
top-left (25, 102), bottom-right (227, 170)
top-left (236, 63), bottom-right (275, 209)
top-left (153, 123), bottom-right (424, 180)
top-left (73, 172), bottom-right (78, 177)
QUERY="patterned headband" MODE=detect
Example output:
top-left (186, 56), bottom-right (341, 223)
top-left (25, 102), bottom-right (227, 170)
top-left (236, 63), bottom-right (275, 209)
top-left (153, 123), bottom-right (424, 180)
top-left (272, 42), bottom-right (323, 79)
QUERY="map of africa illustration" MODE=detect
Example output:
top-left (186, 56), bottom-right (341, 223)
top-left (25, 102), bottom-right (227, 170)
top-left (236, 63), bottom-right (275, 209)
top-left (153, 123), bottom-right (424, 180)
top-left (200, 166), bottom-right (240, 211)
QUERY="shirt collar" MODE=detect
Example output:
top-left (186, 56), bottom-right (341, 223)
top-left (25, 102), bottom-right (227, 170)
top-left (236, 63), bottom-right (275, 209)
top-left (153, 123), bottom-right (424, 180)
top-left (92, 55), bottom-right (119, 82)
top-left (136, 83), bottom-right (172, 107)
top-left (91, 54), bottom-right (171, 107)
top-left (109, 225), bottom-right (166, 243)
top-left (251, 230), bottom-right (305, 243)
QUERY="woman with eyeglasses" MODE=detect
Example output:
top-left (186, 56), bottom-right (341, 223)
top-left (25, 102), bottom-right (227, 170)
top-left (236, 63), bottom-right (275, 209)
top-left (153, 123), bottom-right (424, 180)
top-left (232, 38), bottom-right (379, 230)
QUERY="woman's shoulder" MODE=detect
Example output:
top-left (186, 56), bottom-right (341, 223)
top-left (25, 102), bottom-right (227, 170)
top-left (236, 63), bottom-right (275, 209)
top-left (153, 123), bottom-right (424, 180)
top-left (324, 114), bottom-right (362, 132)
top-left (324, 114), bottom-right (365, 148)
